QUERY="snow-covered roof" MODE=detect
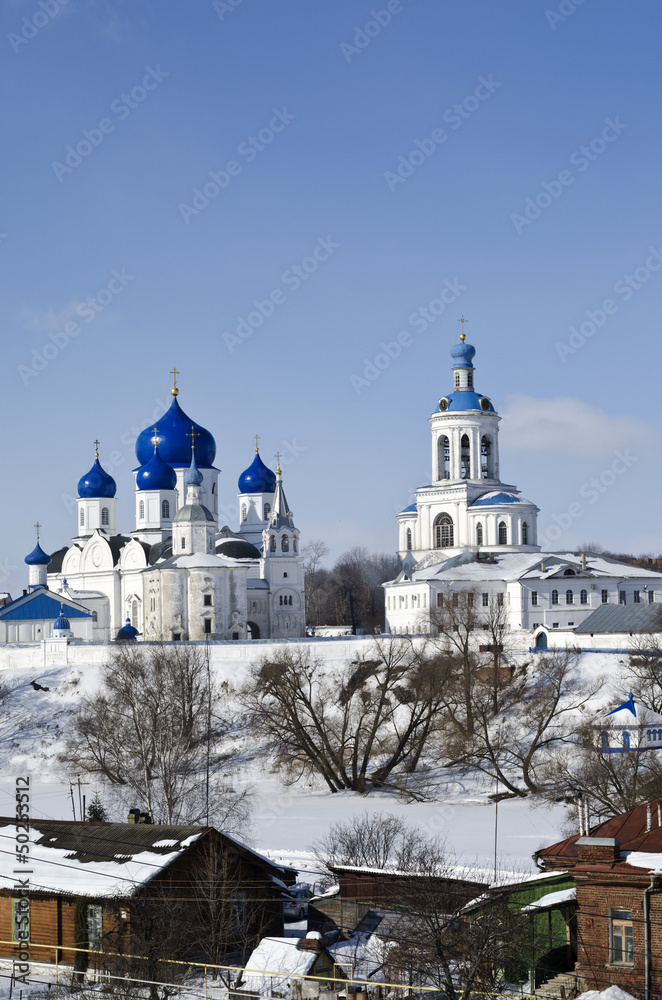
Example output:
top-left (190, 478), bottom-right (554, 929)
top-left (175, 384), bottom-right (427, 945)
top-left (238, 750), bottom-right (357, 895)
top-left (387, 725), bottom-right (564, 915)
top-left (242, 938), bottom-right (318, 994)
top-left (621, 851), bottom-right (662, 873)
top-left (412, 551), bottom-right (662, 585)
top-left (577, 986), bottom-right (637, 1000)
top-left (520, 886), bottom-right (576, 913)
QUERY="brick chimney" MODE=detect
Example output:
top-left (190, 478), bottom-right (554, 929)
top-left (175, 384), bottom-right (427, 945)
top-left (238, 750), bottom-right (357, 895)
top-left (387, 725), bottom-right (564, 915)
top-left (297, 932), bottom-right (323, 952)
top-left (576, 836), bottom-right (620, 862)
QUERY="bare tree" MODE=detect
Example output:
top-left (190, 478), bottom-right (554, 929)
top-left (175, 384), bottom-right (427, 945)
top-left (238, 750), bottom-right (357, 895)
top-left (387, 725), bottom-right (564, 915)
top-left (625, 634), bottom-right (662, 713)
top-left (59, 643), bottom-right (246, 825)
top-left (314, 811), bottom-right (434, 873)
top-left (429, 587), bottom-right (483, 734)
top-left (242, 638), bottom-right (448, 795)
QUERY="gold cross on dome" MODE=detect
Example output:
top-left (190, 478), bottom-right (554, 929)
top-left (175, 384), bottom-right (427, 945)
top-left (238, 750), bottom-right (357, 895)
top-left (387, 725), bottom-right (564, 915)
top-left (34, 522), bottom-right (41, 539)
top-left (152, 426), bottom-right (159, 448)
top-left (457, 315), bottom-right (468, 341)
top-left (187, 425), bottom-right (200, 452)
top-left (170, 367), bottom-right (180, 396)
top-left (254, 433), bottom-right (260, 453)
top-left (93, 439), bottom-right (100, 457)
top-left (274, 451), bottom-right (282, 474)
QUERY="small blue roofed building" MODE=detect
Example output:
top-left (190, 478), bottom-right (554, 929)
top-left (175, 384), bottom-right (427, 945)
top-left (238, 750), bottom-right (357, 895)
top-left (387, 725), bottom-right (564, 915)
top-left (598, 692), bottom-right (662, 755)
top-left (0, 589), bottom-right (94, 643)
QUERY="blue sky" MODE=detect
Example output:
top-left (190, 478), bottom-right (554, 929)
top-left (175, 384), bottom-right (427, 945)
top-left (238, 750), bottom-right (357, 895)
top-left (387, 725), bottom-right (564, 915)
top-left (2, 0), bottom-right (662, 592)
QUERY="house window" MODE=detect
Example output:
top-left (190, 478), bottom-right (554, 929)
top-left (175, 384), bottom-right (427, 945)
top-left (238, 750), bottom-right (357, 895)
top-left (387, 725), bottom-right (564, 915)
top-left (566, 590), bottom-right (574, 605)
top-left (649, 590), bottom-right (655, 604)
top-left (139, 500), bottom-right (145, 520)
top-left (203, 618), bottom-right (212, 634)
top-left (522, 521), bottom-right (528, 544)
top-left (610, 909), bottom-right (634, 964)
top-left (580, 589), bottom-right (588, 605)
top-left (162, 499), bottom-right (170, 518)
top-left (564, 569), bottom-right (575, 576)
top-left (434, 513), bottom-right (454, 549)
top-left (482, 593), bottom-right (489, 607)
top-left (602, 589), bottom-right (609, 604)
top-left (531, 591), bottom-right (538, 606)
top-left (281, 535), bottom-right (289, 552)
top-left (634, 590), bottom-right (641, 604)
top-left (263, 503), bottom-right (271, 519)
top-left (452, 593), bottom-right (459, 607)
top-left (460, 434), bottom-right (470, 479)
top-left (406, 528), bottom-right (412, 551)
top-left (619, 591), bottom-right (626, 605)
top-left (101, 507), bottom-right (109, 526)
top-left (12, 898), bottom-right (29, 943)
top-left (476, 523), bottom-right (483, 546)
top-left (80, 508), bottom-right (85, 527)
top-left (203, 594), bottom-right (212, 606)
top-left (437, 593), bottom-right (443, 608)
top-left (438, 436), bottom-right (450, 480)
top-left (551, 590), bottom-right (559, 605)
top-left (497, 593), bottom-right (504, 607)
top-left (498, 521), bottom-right (507, 545)
top-left (87, 905), bottom-right (102, 951)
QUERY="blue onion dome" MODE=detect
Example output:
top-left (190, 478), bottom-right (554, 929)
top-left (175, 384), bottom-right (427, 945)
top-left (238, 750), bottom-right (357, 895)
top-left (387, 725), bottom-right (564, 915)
top-left (25, 541), bottom-right (51, 566)
top-left (53, 606), bottom-right (70, 630)
top-left (135, 396), bottom-right (216, 468)
top-left (184, 449), bottom-right (203, 487)
top-left (238, 451), bottom-right (277, 494)
top-left (450, 337), bottom-right (476, 369)
top-left (78, 456), bottom-right (117, 499)
top-left (136, 445), bottom-right (177, 492)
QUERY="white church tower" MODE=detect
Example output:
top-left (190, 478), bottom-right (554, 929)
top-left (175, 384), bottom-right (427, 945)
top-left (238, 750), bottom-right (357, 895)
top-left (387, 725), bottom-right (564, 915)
top-left (76, 444), bottom-right (117, 538)
top-left (262, 457), bottom-right (305, 638)
top-left (236, 438), bottom-right (277, 549)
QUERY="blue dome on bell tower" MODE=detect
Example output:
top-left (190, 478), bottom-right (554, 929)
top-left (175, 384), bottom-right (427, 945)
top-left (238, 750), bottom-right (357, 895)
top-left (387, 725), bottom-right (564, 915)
top-left (78, 454), bottom-right (117, 499)
top-left (238, 450), bottom-right (276, 494)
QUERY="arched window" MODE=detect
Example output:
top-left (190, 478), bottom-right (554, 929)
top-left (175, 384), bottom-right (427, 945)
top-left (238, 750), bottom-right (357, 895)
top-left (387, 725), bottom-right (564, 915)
top-left (564, 568), bottom-right (575, 576)
top-left (101, 507), bottom-right (109, 526)
top-left (476, 523), bottom-right (483, 546)
top-left (551, 589), bottom-right (559, 605)
top-left (434, 513), bottom-right (454, 549)
top-left (454, 372), bottom-right (460, 389)
top-left (481, 436), bottom-right (492, 479)
top-left (289, 595), bottom-right (293, 606)
top-left (406, 528), bottom-right (412, 550)
top-left (212, 483), bottom-right (216, 494)
top-left (139, 500), bottom-right (145, 520)
top-left (522, 522), bottom-right (528, 544)
top-left (279, 596), bottom-right (283, 606)
top-left (270, 535), bottom-right (276, 552)
top-left (566, 590), bottom-right (574, 605)
top-left (438, 436), bottom-right (450, 480)
top-left (281, 535), bottom-right (289, 552)
top-left (131, 600), bottom-right (138, 627)
top-left (580, 589), bottom-right (588, 604)
top-left (241, 504), bottom-right (247, 522)
top-left (80, 508), bottom-right (85, 527)
top-left (161, 499), bottom-right (170, 518)
top-left (264, 503), bottom-right (271, 519)
top-left (460, 434), bottom-right (471, 479)
top-left (498, 521), bottom-right (507, 545)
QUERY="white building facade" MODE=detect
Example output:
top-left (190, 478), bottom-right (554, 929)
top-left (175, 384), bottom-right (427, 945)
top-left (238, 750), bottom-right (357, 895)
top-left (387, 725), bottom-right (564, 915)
top-left (384, 336), bottom-right (662, 644)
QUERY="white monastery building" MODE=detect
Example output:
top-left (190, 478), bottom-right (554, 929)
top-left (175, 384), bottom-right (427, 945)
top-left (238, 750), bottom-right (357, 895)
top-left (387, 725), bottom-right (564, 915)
top-left (3, 375), bottom-right (305, 642)
top-left (384, 334), bottom-right (662, 647)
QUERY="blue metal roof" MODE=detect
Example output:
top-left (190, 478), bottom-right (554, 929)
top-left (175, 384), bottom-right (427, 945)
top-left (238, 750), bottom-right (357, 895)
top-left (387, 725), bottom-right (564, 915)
top-left (136, 445), bottom-right (177, 492)
top-left (0, 591), bottom-right (92, 622)
top-left (450, 340), bottom-right (476, 369)
top-left (135, 396), bottom-right (216, 469)
top-left (78, 456), bottom-right (117, 499)
top-left (238, 451), bottom-right (277, 494)
top-left (398, 503), bottom-right (418, 515)
top-left (471, 491), bottom-right (523, 506)
top-left (25, 541), bottom-right (51, 566)
top-left (439, 391), bottom-right (494, 412)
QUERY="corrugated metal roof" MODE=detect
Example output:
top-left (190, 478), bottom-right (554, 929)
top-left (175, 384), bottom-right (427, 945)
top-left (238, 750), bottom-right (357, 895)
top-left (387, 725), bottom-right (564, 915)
top-left (14, 819), bottom-right (203, 862)
top-left (0, 590), bottom-right (92, 621)
top-left (574, 603), bottom-right (662, 634)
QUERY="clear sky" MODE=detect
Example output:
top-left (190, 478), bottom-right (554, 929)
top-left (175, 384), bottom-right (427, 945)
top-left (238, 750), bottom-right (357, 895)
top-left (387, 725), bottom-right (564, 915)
top-left (2, 0), bottom-right (662, 594)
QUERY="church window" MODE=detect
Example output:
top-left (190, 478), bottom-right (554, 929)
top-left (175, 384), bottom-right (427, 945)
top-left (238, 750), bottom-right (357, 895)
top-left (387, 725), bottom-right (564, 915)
top-left (406, 528), bottom-right (412, 550)
top-left (241, 504), bottom-right (247, 522)
top-left (283, 572), bottom-right (288, 578)
top-left (476, 523), bottom-right (483, 546)
top-left (80, 508), bottom-right (85, 527)
top-left (405, 596), bottom-right (408, 609)
top-left (482, 592), bottom-right (489, 607)
top-left (566, 590), bottom-right (574, 605)
top-left (101, 507), bottom-right (109, 526)
top-left (497, 593), bottom-right (504, 607)
top-left (281, 535), bottom-right (289, 552)
top-left (181, 538), bottom-right (186, 550)
top-left (551, 590), bottom-right (559, 605)
top-left (139, 500), bottom-right (145, 520)
top-left (434, 513), bottom-right (454, 549)
top-left (602, 589), bottom-right (609, 603)
top-left (452, 592), bottom-right (459, 607)
top-left (467, 370), bottom-right (473, 390)
top-left (232, 632), bottom-right (239, 640)
top-left (263, 503), bottom-right (271, 519)
top-left (131, 601), bottom-right (138, 627)
top-left (279, 596), bottom-right (283, 606)
top-left (293, 538), bottom-right (298, 553)
top-left (454, 372), bottom-right (460, 388)
top-left (423, 594), bottom-right (426, 608)
top-left (203, 618), bottom-right (212, 634)
top-left (270, 536), bottom-right (276, 552)
top-left (460, 434), bottom-right (470, 479)
top-left (212, 483), bottom-right (216, 494)
top-left (498, 521), bottom-right (507, 545)
top-left (480, 436), bottom-right (492, 478)
top-left (531, 591), bottom-right (538, 606)
top-left (522, 522), bottom-right (528, 544)
top-left (289, 595), bottom-right (293, 606)
top-left (580, 589), bottom-right (588, 605)
top-left (204, 594), bottom-right (212, 606)
top-left (634, 590), bottom-right (641, 604)
top-left (438, 436), bottom-right (450, 480)
top-left (162, 500), bottom-right (170, 518)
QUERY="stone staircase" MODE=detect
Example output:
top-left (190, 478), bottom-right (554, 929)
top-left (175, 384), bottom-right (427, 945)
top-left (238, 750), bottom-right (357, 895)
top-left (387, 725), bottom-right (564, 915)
top-left (536, 968), bottom-right (580, 998)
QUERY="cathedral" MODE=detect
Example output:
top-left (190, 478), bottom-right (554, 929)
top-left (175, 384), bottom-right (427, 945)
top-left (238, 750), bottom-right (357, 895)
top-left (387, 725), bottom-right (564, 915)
top-left (384, 333), bottom-right (662, 645)
top-left (14, 376), bottom-right (305, 642)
